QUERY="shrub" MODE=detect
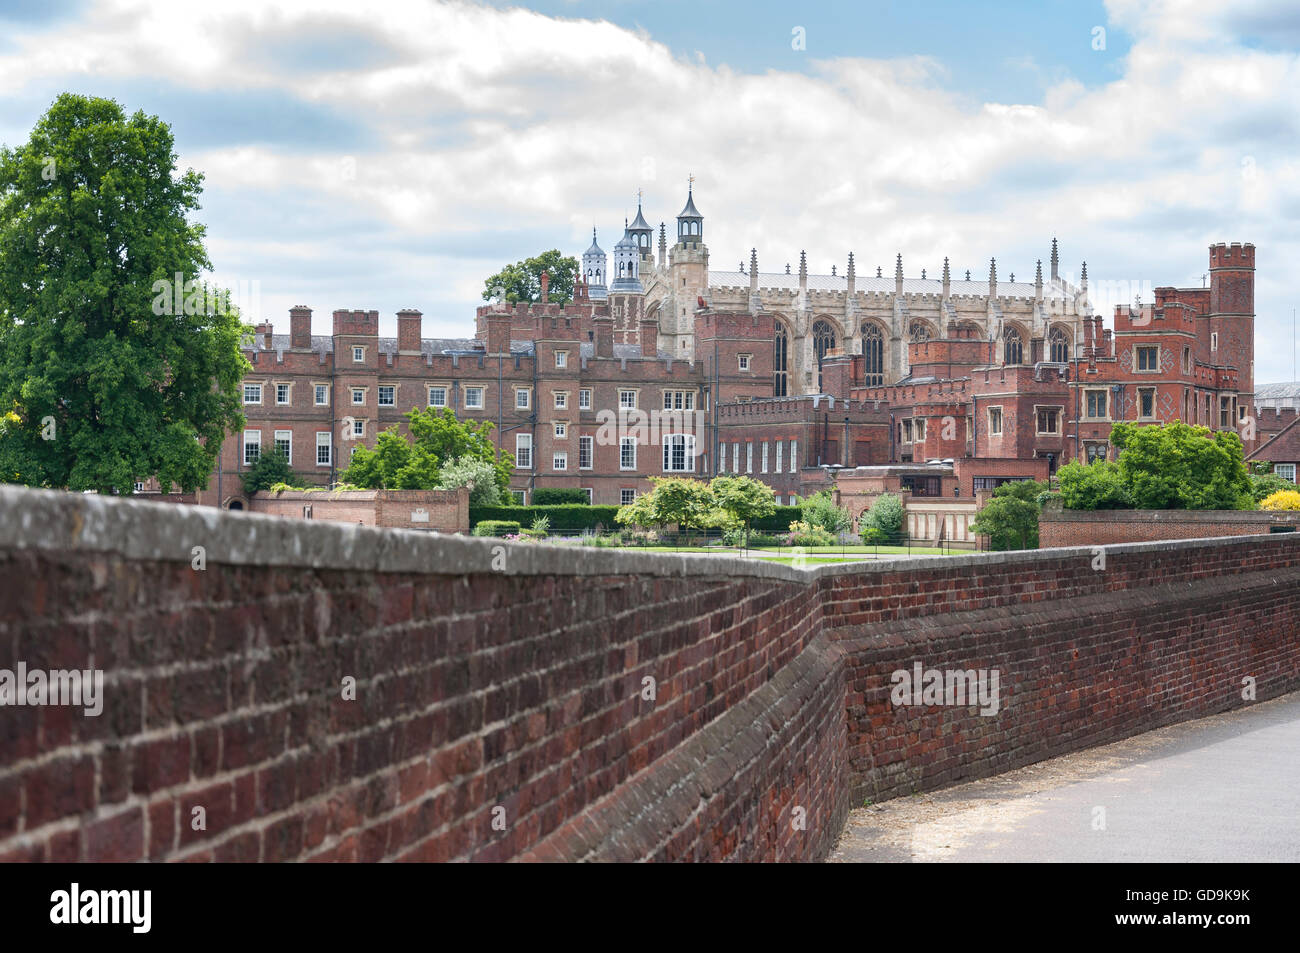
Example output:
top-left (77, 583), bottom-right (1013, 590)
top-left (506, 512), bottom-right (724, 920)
top-left (1057, 460), bottom-right (1132, 510)
top-left (469, 504), bottom-right (621, 532)
top-left (242, 449), bottom-right (296, 495)
top-left (1250, 472), bottom-right (1296, 505)
top-left (800, 490), bottom-right (852, 535)
top-left (472, 520), bottom-right (522, 537)
top-left (786, 520), bottom-right (836, 546)
top-left (438, 457), bottom-right (505, 506)
top-left (1260, 489), bottom-right (1300, 510)
top-left (750, 506), bottom-right (804, 533)
top-left (530, 515), bottom-right (551, 535)
top-left (861, 492), bottom-right (904, 539)
top-left (530, 488), bottom-right (590, 505)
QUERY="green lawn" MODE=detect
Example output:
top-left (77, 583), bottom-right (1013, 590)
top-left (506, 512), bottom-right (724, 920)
top-left (594, 544), bottom-right (957, 557)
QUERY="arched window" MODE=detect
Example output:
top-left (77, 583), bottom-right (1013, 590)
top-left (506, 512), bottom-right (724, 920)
top-left (813, 320), bottom-right (836, 392)
top-left (909, 323), bottom-right (931, 343)
top-left (862, 323), bottom-right (884, 386)
top-left (1005, 327), bottom-right (1023, 365)
top-left (774, 323), bottom-right (789, 396)
top-left (1049, 328), bottom-right (1068, 363)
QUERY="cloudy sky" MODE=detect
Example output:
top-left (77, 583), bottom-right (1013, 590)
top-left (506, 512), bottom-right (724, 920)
top-left (2, 0), bottom-right (1298, 381)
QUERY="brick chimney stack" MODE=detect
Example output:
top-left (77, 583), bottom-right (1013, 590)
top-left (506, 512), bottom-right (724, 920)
top-left (593, 314), bottom-right (615, 358)
top-left (289, 306), bottom-right (311, 349)
top-left (486, 311), bottom-right (510, 356)
top-left (396, 308), bottom-right (422, 354)
top-left (256, 321), bottom-right (273, 350)
top-left (639, 316), bottom-right (658, 358)
top-left (540, 271), bottom-right (550, 304)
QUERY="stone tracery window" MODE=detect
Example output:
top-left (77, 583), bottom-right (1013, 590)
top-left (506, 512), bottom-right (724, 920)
top-left (909, 323), bottom-right (931, 342)
top-left (1004, 327), bottom-right (1023, 365)
top-left (862, 323), bottom-right (884, 386)
top-left (1049, 328), bottom-right (1068, 363)
top-left (774, 323), bottom-right (789, 397)
top-left (812, 320), bottom-right (836, 392)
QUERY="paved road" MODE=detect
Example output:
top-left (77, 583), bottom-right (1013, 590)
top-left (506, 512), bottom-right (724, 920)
top-left (830, 691), bottom-right (1300, 862)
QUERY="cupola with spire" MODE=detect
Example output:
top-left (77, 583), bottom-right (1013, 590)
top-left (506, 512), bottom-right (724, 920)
top-left (628, 191), bottom-right (653, 259)
top-left (610, 225), bottom-right (643, 294)
top-left (676, 178), bottom-right (703, 245)
top-left (582, 227), bottom-right (608, 301)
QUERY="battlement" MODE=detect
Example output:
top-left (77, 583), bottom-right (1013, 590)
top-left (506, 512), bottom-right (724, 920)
top-left (695, 310), bottom-right (774, 340)
top-left (1209, 242), bottom-right (1255, 270)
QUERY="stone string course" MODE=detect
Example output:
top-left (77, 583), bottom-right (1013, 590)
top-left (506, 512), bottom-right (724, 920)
top-left (1, 486), bottom-right (1298, 862)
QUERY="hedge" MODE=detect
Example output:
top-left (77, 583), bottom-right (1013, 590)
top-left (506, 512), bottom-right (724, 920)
top-left (472, 520), bottom-right (522, 537)
top-left (749, 506), bottom-right (803, 533)
top-left (530, 488), bottom-right (590, 505)
top-left (469, 504), bottom-right (622, 531)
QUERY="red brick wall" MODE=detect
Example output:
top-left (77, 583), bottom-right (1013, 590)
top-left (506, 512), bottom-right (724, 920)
top-left (825, 536), bottom-right (1300, 803)
top-left (3, 487), bottom-right (1298, 863)
top-left (1040, 508), bottom-right (1300, 547)
top-left (248, 488), bottom-right (469, 533)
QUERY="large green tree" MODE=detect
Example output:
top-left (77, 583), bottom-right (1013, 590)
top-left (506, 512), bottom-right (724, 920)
top-left (1110, 421), bottom-right (1252, 510)
top-left (0, 94), bottom-right (248, 493)
top-left (481, 249), bottom-right (578, 305)
top-left (616, 476), bottom-right (717, 540)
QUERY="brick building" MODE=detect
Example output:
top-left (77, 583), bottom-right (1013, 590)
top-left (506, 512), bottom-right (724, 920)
top-left (175, 183), bottom-right (1256, 513)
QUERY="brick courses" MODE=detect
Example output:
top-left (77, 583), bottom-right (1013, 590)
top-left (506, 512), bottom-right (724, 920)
top-left (1, 485), bottom-right (1298, 862)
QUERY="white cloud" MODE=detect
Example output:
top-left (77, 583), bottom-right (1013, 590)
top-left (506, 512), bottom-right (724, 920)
top-left (2, 0), bottom-right (1298, 380)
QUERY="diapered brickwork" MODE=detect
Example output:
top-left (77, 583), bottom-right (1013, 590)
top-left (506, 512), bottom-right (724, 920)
top-left (1, 486), bottom-right (1297, 862)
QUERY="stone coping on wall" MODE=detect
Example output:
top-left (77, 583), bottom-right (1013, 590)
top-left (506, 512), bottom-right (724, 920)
top-left (2, 483), bottom-right (1295, 580)
top-left (1042, 507), bottom-right (1300, 524)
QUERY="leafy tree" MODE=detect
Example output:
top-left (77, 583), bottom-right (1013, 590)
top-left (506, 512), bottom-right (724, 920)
top-left (616, 476), bottom-right (716, 541)
top-left (1057, 460), bottom-right (1132, 510)
top-left (1111, 421), bottom-right (1252, 510)
top-left (861, 492), bottom-right (905, 541)
top-left (971, 479), bottom-right (1048, 551)
top-left (0, 93), bottom-right (248, 493)
top-left (481, 249), bottom-right (578, 305)
top-left (438, 456), bottom-right (504, 506)
top-left (800, 489), bottom-right (852, 536)
top-left (1249, 471), bottom-right (1295, 505)
top-left (341, 407), bottom-right (513, 497)
top-left (709, 475), bottom-right (776, 547)
top-left (241, 448), bottom-right (295, 495)
top-left (1260, 489), bottom-right (1300, 510)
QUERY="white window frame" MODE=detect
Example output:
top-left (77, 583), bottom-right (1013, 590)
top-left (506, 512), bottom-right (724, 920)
top-left (314, 383), bottom-right (329, 406)
top-left (662, 434), bottom-right (696, 473)
top-left (510, 490), bottom-right (526, 505)
top-left (275, 382), bottom-right (291, 405)
top-left (746, 442), bottom-right (753, 473)
top-left (620, 488), bottom-right (636, 505)
top-left (428, 386), bottom-right (448, 408)
top-left (988, 406), bottom-right (1003, 436)
top-left (515, 388), bottom-right (531, 410)
top-left (579, 389), bottom-right (592, 410)
top-left (775, 440), bottom-right (783, 473)
top-left (554, 421), bottom-right (567, 438)
top-left (553, 452), bottom-right (568, 471)
top-left (1275, 464), bottom-right (1297, 483)
top-left (315, 432), bottom-right (332, 466)
top-left (556, 350), bottom-right (568, 368)
top-left (732, 442), bottom-right (740, 473)
top-left (554, 391), bottom-right (568, 410)
top-left (738, 354), bottom-right (751, 371)
top-left (378, 385), bottom-right (396, 407)
top-left (351, 387), bottom-right (365, 406)
top-left (761, 441), bottom-right (769, 473)
top-left (352, 418), bottom-right (365, 438)
top-left (790, 439), bottom-right (798, 472)
top-left (579, 435), bottom-right (593, 470)
top-left (619, 389), bottom-right (637, 410)
top-left (243, 430), bottom-right (261, 466)
top-left (620, 437), bottom-right (637, 470)
top-left (243, 383), bottom-right (262, 405)
top-left (352, 345), bottom-right (365, 363)
top-left (274, 430), bottom-right (292, 465)
top-left (464, 387), bottom-right (484, 410)
top-left (515, 433), bottom-right (533, 469)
